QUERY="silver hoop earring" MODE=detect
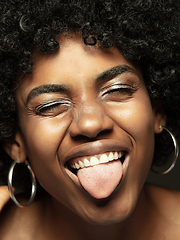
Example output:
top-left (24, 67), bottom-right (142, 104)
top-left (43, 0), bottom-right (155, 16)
top-left (151, 126), bottom-right (179, 175)
top-left (8, 159), bottom-right (37, 207)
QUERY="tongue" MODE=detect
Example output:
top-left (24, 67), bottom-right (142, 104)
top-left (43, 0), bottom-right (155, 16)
top-left (77, 160), bottom-right (123, 199)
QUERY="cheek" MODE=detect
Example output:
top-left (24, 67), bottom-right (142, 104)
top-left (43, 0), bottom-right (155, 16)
top-left (106, 96), bottom-right (155, 205)
top-left (108, 99), bottom-right (154, 137)
top-left (19, 114), bottom-right (72, 176)
top-left (19, 114), bottom-right (80, 207)
top-left (107, 96), bottom-right (155, 169)
top-left (22, 112), bottom-right (72, 147)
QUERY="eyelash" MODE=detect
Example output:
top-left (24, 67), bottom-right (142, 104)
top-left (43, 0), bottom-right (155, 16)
top-left (32, 84), bottom-right (137, 116)
top-left (101, 83), bottom-right (136, 98)
top-left (34, 99), bottom-right (71, 116)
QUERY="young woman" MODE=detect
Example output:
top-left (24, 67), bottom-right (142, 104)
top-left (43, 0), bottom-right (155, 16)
top-left (0, 0), bottom-right (180, 239)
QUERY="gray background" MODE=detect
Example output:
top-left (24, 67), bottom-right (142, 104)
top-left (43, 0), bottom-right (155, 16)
top-left (147, 154), bottom-right (180, 191)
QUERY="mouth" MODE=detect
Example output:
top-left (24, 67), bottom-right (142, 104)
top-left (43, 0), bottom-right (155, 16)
top-left (63, 140), bottom-right (130, 199)
top-left (66, 151), bottom-right (126, 176)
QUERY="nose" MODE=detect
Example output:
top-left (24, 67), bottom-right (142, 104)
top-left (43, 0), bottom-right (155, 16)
top-left (69, 100), bottom-right (114, 139)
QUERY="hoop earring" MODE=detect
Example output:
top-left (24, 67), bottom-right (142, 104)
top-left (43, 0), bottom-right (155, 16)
top-left (8, 159), bottom-right (37, 207)
top-left (151, 126), bottom-right (179, 175)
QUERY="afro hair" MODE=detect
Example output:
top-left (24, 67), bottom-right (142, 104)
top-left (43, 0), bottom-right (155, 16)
top-left (0, 0), bottom-right (180, 190)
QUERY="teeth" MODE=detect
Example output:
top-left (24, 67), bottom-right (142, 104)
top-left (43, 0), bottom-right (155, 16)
top-left (114, 152), bottom-right (119, 160)
top-left (118, 152), bottom-right (123, 158)
top-left (70, 151), bottom-right (124, 169)
top-left (109, 152), bottom-right (114, 161)
top-left (84, 158), bottom-right (91, 167)
top-left (79, 161), bottom-right (84, 168)
top-left (75, 162), bottom-right (80, 169)
top-left (99, 154), bottom-right (109, 163)
top-left (90, 157), bottom-right (99, 166)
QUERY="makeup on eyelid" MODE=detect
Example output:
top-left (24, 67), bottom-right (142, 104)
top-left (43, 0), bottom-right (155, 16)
top-left (27, 79), bottom-right (139, 116)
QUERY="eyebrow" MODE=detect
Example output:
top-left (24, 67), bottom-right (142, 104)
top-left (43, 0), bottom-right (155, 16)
top-left (95, 65), bottom-right (136, 85)
top-left (26, 65), bottom-right (136, 104)
top-left (26, 84), bottom-right (69, 104)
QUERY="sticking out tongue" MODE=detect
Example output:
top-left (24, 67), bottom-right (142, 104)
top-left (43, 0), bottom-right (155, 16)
top-left (77, 160), bottom-right (123, 199)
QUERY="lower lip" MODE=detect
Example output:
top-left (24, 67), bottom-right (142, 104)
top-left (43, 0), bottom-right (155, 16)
top-left (64, 154), bottom-right (130, 199)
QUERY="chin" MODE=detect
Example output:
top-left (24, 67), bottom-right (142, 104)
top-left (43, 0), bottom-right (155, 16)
top-left (82, 210), bottom-right (133, 226)
top-left (77, 194), bottom-right (136, 226)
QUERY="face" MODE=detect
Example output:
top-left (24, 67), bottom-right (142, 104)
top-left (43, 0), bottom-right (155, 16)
top-left (15, 35), bottom-right (158, 224)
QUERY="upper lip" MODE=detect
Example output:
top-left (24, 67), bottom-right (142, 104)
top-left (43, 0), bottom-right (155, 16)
top-left (63, 139), bottom-right (131, 165)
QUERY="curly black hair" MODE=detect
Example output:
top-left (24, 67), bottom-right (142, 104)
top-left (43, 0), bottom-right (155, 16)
top-left (0, 0), bottom-right (180, 190)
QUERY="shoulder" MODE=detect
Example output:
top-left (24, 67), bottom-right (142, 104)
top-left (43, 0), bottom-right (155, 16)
top-left (0, 194), bottom-right (46, 240)
top-left (145, 183), bottom-right (180, 208)
top-left (144, 183), bottom-right (180, 238)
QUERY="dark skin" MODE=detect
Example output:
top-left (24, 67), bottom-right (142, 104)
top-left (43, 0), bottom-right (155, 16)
top-left (1, 185), bottom-right (180, 240)
top-left (0, 186), bottom-right (10, 212)
top-left (1, 35), bottom-right (180, 239)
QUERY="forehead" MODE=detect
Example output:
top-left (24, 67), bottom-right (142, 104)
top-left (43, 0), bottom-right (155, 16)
top-left (17, 36), bottom-right (143, 94)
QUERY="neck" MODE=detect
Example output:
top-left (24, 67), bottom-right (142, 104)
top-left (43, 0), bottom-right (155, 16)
top-left (42, 186), bottom-right (151, 240)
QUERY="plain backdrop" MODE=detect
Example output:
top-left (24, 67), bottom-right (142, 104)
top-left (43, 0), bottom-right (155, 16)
top-left (147, 153), bottom-right (180, 191)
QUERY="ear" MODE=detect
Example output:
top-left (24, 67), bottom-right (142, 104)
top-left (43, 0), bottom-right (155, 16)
top-left (153, 103), bottom-right (166, 134)
top-left (3, 131), bottom-right (27, 163)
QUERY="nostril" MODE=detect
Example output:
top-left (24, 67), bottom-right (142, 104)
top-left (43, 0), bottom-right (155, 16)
top-left (70, 128), bottom-right (113, 141)
top-left (68, 102), bottom-right (114, 139)
top-left (98, 128), bottom-right (113, 136)
top-left (69, 117), bottom-right (114, 139)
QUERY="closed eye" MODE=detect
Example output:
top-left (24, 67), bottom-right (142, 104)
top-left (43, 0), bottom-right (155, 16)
top-left (102, 84), bottom-right (135, 94)
top-left (101, 84), bottom-right (137, 102)
top-left (34, 99), bottom-right (72, 116)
